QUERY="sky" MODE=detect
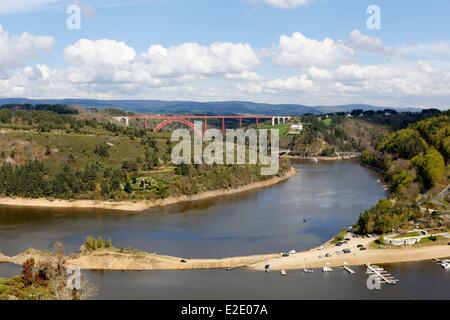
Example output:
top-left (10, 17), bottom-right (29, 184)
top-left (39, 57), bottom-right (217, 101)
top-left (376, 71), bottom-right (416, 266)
top-left (0, 0), bottom-right (450, 108)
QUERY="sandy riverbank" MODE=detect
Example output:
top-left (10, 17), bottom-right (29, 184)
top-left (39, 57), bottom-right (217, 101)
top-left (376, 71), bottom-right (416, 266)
top-left (1, 249), bottom-right (278, 271)
top-left (0, 167), bottom-right (297, 212)
top-left (249, 235), bottom-right (450, 271)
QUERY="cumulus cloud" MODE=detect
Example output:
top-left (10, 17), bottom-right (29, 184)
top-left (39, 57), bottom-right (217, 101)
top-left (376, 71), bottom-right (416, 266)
top-left (142, 42), bottom-right (260, 77)
top-left (225, 71), bottom-right (262, 81)
top-left (65, 39), bottom-right (136, 67)
top-left (266, 74), bottom-right (314, 91)
top-left (347, 29), bottom-right (385, 53)
top-left (396, 41), bottom-right (450, 60)
top-left (0, 24), bottom-right (54, 72)
top-left (273, 32), bottom-right (354, 68)
top-left (61, 39), bottom-right (260, 86)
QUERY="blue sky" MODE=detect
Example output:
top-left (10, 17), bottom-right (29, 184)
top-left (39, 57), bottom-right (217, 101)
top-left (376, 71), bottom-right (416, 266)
top-left (0, 0), bottom-right (449, 108)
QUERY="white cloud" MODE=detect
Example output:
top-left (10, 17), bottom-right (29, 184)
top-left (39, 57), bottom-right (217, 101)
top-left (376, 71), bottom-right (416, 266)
top-left (266, 74), bottom-right (314, 91)
top-left (306, 66), bottom-right (333, 80)
top-left (64, 39), bottom-right (136, 67)
top-left (396, 41), bottom-right (450, 60)
top-left (236, 83), bottom-right (263, 94)
top-left (225, 71), bottom-right (262, 81)
top-left (335, 64), bottom-right (395, 80)
top-left (347, 29), bottom-right (385, 53)
top-left (256, 0), bottom-right (313, 9)
top-left (142, 42), bottom-right (260, 78)
top-left (273, 32), bottom-right (354, 68)
top-left (61, 39), bottom-right (260, 86)
top-left (0, 25), bottom-right (54, 72)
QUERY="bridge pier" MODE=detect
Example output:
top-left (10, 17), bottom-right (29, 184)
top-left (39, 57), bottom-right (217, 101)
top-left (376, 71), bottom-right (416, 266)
top-left (271, 116), bottom-right (292, 126)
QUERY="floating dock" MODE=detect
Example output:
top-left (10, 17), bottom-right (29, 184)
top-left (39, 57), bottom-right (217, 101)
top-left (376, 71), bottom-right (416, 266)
top-left (365, 264), bottom-right (399, 285)
top-left (342, 266), bottom-right (355, 274)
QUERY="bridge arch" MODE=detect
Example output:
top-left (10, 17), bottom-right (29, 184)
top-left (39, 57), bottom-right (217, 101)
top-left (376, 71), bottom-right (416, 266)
top-left (154, 119), bottom-right (202, 136)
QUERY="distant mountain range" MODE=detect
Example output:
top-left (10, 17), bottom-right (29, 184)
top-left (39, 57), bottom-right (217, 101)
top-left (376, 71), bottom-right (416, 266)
top-left (0, 98), bottom-right (422, 115)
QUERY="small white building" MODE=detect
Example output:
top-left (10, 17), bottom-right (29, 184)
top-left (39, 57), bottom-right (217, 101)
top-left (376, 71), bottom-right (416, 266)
top-left (290, 124), bottom-right (303, 131)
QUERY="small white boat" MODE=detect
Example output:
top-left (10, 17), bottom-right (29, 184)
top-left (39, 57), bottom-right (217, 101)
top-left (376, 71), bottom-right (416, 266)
top-left (322, 267), bottom-right (333, 273)
top-left (280, 270), bottom-right (287, 276)
top-left (441, 261), bottom-right (450, 269)
top-left (303, 268), bottom-right (314, 273)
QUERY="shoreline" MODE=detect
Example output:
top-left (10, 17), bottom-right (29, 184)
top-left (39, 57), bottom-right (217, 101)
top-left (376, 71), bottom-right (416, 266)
top-left (2, 235), bottom-right (449, 272)
top-left (287, 155), bottom-right (360, 161)
top-left (0, 167), bottom-right (297, 212)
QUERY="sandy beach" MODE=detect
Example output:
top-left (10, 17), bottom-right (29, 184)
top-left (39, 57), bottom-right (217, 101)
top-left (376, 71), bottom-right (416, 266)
top-left (249, 235), bottom-right (450, 271)
top-left (0, 167), bottom-right (297, 212)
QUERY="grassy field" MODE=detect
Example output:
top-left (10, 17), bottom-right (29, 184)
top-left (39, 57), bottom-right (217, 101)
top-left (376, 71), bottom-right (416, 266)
top-left (258, 124), bottom-right (290, 136)
top-left (394, 231), bottom-right (421, 239)
top-left (0, 277), bottom-right (53, 300)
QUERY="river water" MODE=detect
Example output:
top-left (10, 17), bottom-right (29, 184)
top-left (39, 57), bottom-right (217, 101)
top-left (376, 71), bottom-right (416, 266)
top-left (1, 161), bottom-right (449, 299)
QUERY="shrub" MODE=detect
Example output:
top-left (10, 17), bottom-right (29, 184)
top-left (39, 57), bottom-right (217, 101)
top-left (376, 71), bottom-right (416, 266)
top-left (84, 236), bottom-right (97, 251)
top-left (375, 235), bottom-right (385, 245)
top-left (334, 230), bottom-right (346, 242)
top-left (94, 144), bottom-right (109, 157)
top-left (97, 236), bottom-right (105, 249)
top-left (21, 258), bottom-right (35, 286)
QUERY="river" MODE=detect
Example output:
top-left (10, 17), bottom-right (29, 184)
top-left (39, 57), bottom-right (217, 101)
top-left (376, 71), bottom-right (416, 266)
top-left (1, 161), bottom-right (448, 299)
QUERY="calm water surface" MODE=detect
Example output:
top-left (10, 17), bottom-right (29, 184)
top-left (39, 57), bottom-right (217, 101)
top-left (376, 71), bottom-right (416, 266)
top-left (2, 161), bottom-right (447, 299)
top-left (0, 161), bottom-right (384, 257)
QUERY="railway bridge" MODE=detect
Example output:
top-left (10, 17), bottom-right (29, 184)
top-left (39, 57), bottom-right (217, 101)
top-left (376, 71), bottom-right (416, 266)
top-left (113, 115), bottom-right (292, 134)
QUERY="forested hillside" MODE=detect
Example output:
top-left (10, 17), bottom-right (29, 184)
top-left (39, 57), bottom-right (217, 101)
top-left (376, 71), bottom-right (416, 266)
top-left (0, 105), bottom-right (290, 202)
top-left (357, 111), bottom-right (450, 235)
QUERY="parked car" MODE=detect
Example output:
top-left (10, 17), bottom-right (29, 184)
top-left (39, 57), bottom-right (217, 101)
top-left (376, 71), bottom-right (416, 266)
top-left (180, 259), bottom-right (187, 263)
top-left (359, 247), bottom-right (366, 251)
top-left (282, 252), bottom-right (290, 257)
top-left (343, 249), bottom-right (351, 254)
top-left (325, 253), bottom-right (332, 257)
top-left (357, 244), bottom-right (364, 248)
